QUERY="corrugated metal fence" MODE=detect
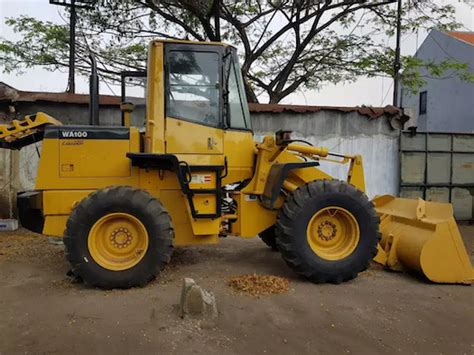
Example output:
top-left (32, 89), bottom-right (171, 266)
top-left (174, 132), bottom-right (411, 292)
top-left (399, 132), bottom-right (474, 220)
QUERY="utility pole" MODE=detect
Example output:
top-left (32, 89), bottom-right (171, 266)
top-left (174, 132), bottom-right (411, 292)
top-left (49, 0), bottom-right (95, 93)
top-left (393, 0), bottom-right (402, 107)
top-left (214, 0), bottom-right (221, 41)
top-left (68, 0), bottom-right (77, 93)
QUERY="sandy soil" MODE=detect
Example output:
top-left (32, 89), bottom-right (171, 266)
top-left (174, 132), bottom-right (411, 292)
top-left (0, 226), bottom-right (473, 355)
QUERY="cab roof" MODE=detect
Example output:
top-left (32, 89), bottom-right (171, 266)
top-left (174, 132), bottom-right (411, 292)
top-left (151, 38), bottom-right (231, 47)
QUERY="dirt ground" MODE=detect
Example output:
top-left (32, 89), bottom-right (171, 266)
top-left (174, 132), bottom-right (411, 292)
top-left (0, 226), bottom-right (473, 355)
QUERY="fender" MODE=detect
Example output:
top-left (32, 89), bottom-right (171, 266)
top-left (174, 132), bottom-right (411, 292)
top-left (261, 162), bottom-right (319, 209)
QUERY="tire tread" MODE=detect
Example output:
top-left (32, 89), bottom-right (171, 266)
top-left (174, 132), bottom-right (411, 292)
top-left (276, 180), bottom-right (380, 284)
top-left (64, 186), bottom-right (174, 289)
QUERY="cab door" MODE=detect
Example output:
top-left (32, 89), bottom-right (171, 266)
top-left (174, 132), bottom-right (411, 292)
top-left (222, 49), bottom-right (255, 184)
top-left (164, 44), bottom-right (224, 155)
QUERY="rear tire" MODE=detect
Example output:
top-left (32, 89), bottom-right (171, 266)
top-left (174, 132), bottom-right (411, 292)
top-left (64, 186), bottom-right (174, 289)
top-left (259, 226), bottom-right (278, 251)
top-left (276, 180), bottom-right (380, 284)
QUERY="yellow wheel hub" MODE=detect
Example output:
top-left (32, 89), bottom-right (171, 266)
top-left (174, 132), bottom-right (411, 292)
top-left (306, 206), bottom-right (360, 260)
top-left (88, 213), bottom-right (149, 271)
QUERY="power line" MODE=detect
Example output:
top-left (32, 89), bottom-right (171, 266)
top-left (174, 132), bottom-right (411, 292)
top-left (382, 81), bottom-right (394, 106)
top-left (429, 32), bottom-right (462, 61)
top-left (103, 79), bottom-right (118, 96)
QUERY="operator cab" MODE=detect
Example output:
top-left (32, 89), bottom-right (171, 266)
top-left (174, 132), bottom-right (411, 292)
top-left (165, 43), bottom-right (251, 131)
top-left (135, 40), bottom-right (257, 186)
top-left (121, 41), bottom-right (252, 148)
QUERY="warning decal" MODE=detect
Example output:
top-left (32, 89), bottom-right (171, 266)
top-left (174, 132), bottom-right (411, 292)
top-left (191, 174), bottom-right (212, 184)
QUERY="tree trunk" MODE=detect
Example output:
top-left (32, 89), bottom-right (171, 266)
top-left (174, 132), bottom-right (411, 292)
top-left (269, 93), bottom-right (281, 104)
top-left (244, 79), bottom-right (259, 103)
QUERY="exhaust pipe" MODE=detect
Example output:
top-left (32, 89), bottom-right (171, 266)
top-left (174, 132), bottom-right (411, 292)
top-left (89, 53), bottom-right (99, 126)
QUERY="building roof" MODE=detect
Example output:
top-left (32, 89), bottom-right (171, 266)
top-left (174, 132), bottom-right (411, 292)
top-left (1, 82), bottom-right (402, 120)
top-left (0, 82), bottom-right (122, 106)
top-left (447, 31), bottom-right (474, 45)
top-left (248, 103), bottom-right (401, 120)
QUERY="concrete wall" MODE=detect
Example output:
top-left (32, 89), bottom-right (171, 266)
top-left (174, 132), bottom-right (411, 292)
top-left (0, 145), bottom-right (39, 218)
top-left (399, 132), bottom-right (474, 220)
top-left (2, 101), bottom-right (146, 127)
top-left (0, 105), bottom-right (400, 216)
top-left (0, 148), bottom-right (14, 218)
top-left (401, 30), bottom-right (474, 133)
top-left (252, 111), bottom-right (400, 199)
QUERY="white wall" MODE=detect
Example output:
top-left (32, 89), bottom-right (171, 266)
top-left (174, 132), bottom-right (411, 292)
top-left (0, 149), bottom-right (14, 218)
top-left (0, 144), bottom-right (38, 218)
top-left (253, 111), bottom-right (400, 198)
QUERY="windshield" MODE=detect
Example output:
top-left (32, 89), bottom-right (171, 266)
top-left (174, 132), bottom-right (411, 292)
top-left (166, 49), bottom-right (221, 126)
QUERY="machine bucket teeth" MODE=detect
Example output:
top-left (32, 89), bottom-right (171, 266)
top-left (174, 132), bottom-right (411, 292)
top-left (372, 195), bottom-right (474, 285)
top-left (0, 112), bottom-right (62, 150)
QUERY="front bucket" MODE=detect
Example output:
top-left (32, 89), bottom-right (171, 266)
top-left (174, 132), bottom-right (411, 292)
top-left (372, 195), bottom-right (473, 285)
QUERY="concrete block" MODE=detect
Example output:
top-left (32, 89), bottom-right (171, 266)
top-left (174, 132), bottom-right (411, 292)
top-left (401, 152), bottom-right (425, 183)
top-left (0, 219), bottom-right (18, 231)
top-left (426, 187), bottom-right (450, 203)
top-left (179, 278), bottom-right (217, 320)
top-left (452, 154), bottom-right (474, 184)
top-left (427, 134), bottom-right (451, 151)
top-left (451, 188), bottom-right (473, 220)
top-left (427, 153), bottom-right (451, 184)
top-left (400, 187), bottom-right (423, 199)
top-left (401, 133), bottom-right (425, 151)
top-left (453, 135), bottom-right (474, 152)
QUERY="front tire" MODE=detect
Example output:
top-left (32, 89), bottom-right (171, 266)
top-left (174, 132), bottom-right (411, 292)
top-left (259, 226), bottom-right (278, 251)
top-left (276, 180), bottom-right (380, 284)
top-left (64, 186), bottom-right (174, 289)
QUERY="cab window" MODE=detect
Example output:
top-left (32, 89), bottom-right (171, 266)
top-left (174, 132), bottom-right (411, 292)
top-left (227, 52), bottom-right (251, 130)
top-left (228, 61), bottom-right (247, 129)
top-left (166, 50), bottom-right (220, 126)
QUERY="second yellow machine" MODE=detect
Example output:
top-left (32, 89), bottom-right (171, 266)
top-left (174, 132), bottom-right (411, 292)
top-left (2, 39), bottom-right (471, 288)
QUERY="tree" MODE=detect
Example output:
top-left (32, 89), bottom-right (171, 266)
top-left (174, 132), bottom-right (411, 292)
top-left (0, 0), bottom-right (471, 103)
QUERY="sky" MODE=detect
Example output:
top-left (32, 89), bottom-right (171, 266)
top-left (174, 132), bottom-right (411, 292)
top-left (0, 0), bottom-right (473, 107)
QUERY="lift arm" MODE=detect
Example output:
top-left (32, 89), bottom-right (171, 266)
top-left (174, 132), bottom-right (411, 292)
top-left (0, 112), bottom-right (62, 150)
top-left (286, 142), bottom-right (366, 193)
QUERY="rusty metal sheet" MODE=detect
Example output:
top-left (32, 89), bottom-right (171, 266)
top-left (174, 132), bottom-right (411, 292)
top-left (247, 103), bottom-right (403, 119)
top-left (1, 82), bottom-right (123, 106)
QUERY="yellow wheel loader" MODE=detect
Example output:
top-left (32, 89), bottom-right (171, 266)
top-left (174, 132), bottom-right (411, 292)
top-left (1, 39), bottom-right (472, 288)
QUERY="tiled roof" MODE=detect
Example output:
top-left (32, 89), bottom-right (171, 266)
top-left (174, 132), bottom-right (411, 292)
top-left (248, 103), bottom-right (401, 119)
top-left (447, 31), bottom-right (474, 45)
top-left (1, 82), bottom-right (402, 120)
top-left (0, 82), bottom-right (123, 106)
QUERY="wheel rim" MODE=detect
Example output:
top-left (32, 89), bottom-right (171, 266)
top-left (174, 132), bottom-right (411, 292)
top-left (88, 213), bottom-right (149, 271)
top-left (306, 206), bottom-right (360, 260)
